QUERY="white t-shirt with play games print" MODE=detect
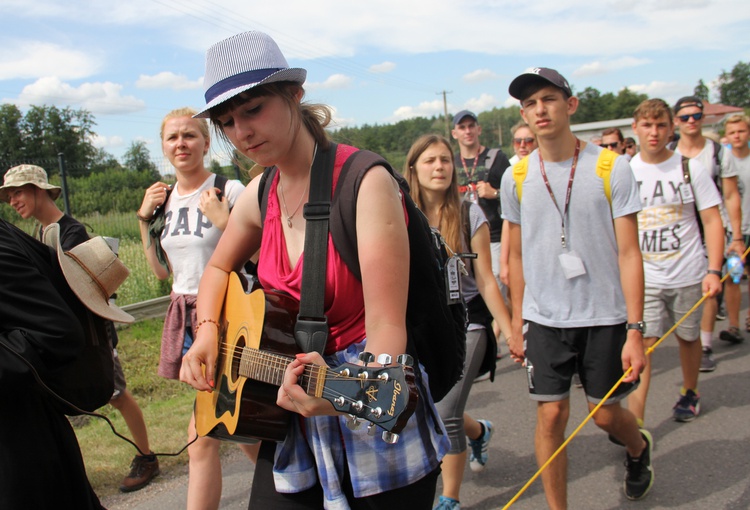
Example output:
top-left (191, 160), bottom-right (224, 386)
top-left (630, 152), bottom-right (722, 289)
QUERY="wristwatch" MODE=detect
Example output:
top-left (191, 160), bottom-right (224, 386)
top-left (626, 321), bottom-right (646, 334)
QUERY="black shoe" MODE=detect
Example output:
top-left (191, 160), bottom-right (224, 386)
top-left (719, 326), bottom-right (744, 344)
top-left (624, 430), bottom-right (654, 500)
top-left (120, 454), bottom-right (160, 492)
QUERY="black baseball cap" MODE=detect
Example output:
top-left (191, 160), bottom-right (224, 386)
top-left (452, 110), bottom-right (478, 126)
top-left (673, 96), bottom-right (704, 114)
top-left (508, 67), bottom-right (573, 100)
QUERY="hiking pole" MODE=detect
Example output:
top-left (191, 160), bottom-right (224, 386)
top-left (502, 244), bottom-right (750, 509)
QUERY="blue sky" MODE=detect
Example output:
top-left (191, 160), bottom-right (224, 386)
top-left (1, 0), bottom-right (748, 171)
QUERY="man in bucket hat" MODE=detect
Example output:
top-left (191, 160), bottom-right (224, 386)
top-left (0, 218), bottom-right (127, 508)
top-left (1, 164), bottom-right (160, 492)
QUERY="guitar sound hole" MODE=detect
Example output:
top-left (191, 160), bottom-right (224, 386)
top-left (231, 334), bottom-right (246, 381)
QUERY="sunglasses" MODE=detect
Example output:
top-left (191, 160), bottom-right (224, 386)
top-left (601, 142), bottom-right (620, 149)
top-left (513, 137), bottom-right (535, 145)
top-left (625, 144), bottom-right (635, 149)
top-left (677, 112), bottom-right (703, 122)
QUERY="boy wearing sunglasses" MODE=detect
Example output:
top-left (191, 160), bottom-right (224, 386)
top-left (600, 127), bottom-right (626, 155)
top-left (671, 96), bottom-right (744, 369)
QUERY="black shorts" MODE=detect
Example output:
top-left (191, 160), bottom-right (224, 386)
top-left (524, 321), bottom-right (636, 404)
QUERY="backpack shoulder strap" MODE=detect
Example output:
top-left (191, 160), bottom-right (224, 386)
top-left (594, 149), bottom-right (617, 207)
top-left (711, 139), bottom-right (722, 169)
top-left (258, 167), bottom-right (277, 224)
top-left (681, 155), bottom-right (692, 185)
top-left (512, 157), bottom-right (529, 202)
top-left (329, 149), bottom-right (397, 281)
top-left (214, 173), bottom-right (228, 194)
top-left (484, 148), bottom-right (500, 170)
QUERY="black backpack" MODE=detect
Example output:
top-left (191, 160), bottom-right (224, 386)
top-left (258, 145), bottom-right (467, 402)
top-left (2, 221), bottom-right (115, 415)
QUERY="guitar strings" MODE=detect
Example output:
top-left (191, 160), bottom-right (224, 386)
top-left (215, 345), bottom-right (390, 383)
top-left (213, 344), bottom-right (399, 420)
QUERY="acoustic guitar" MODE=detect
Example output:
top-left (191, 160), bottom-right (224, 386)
top-left (194, 272), bottom-right (418, 443)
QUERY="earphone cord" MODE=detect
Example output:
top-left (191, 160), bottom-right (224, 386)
top-left (0, 340), bottom-right (197, 459)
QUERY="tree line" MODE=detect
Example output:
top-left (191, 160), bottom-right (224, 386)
top-left (1, 61), bottom-right (748, 221)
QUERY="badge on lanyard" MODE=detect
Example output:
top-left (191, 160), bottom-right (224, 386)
top-left (559, 251), bottom-right (586, 279)
top-left (445, 255), bottom-right (463, 305)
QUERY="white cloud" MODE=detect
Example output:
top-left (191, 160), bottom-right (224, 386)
top-left (15, 77), bottom-right (146, 115)
top-left (463, 69), bottom-right (497, 84)
top-left (505, 96), bottom-right (521, 108)
top-left (0, 41), bottom-right (100, 80)
top-left (573, 57), bottom-right (652, 77)
top-left (306, 74), bottom-right (353, 91)
top-left (391, 99), bottom-right (444, 121)
top-left (91, 134), bottom-right (125, 150)
top-left (463, 93), bottom-right (499, 113)
top-left (369, 61), bottom-right (396, 74)
top-left (136, 72), bottom-right (202, 90)
top-left (626, 80), bottom-right (687, 101)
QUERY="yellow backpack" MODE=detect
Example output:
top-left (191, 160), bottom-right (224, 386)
top-left (512, 149), bottom-right (618, 208)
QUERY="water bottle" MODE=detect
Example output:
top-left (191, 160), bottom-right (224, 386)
top-left (726, 252), bottom-right (744, 284)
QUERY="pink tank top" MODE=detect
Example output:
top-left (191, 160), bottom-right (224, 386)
top-left (257, 144), bottom-right (366, 353)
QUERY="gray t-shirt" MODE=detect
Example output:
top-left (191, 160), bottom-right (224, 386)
top-left (460, 202), bottom-right (488, 304)
top-left (501, 143), bottom-right (642, 328)
top-left (730, 152), bottom-right (750, 235)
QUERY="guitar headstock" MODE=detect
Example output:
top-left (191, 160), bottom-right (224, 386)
top-left (321, 353), bottom-right (418, 443)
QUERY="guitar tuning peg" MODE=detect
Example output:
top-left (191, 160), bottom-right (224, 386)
top-left (382, 431), bottom-right (399, 444)
top-left (367, 422), bottom-right (378, 436)
top-left (376, 353), bottom-right (392, 366)
top-left (397, 354), bottom-right (414, 367)
top-left (346, 415), bottom-right (362, 430)
top-left (359, 351), bottom-right (374, 365)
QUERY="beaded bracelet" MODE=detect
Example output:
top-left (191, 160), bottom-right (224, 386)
top-left (136, 210), bottom-right (153, 222)
top-left (195, 318), bottom-right (220, 333)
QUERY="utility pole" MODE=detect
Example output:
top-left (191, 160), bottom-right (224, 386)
top-left (437, 90), bottom-right (452, 138)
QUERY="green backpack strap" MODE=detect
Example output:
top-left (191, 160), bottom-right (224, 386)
top-left (512, 148), bottom-right (616, 207)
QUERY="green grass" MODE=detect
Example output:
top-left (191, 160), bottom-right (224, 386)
top-left (74, 317), bottom-right (196, 496)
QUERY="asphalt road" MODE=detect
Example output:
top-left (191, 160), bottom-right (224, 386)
top-left (102, 301), bottom-right (750, 510)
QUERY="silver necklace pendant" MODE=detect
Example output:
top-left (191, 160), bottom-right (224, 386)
top-left (287, 217), bottom-right (293, 228)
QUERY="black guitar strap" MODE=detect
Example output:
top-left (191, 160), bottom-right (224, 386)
top-left (295, 142), bottom-right (338, 355)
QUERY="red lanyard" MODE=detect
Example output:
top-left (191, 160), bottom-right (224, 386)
top-left (460, 152), bottom-right (481, 183)
top-left (539, 139), bottom-right (581, 249)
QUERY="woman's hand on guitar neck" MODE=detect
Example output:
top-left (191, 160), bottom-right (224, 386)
top-left (277, 352), bottom-right (341, 417)
top-left (179, 323), bottom-right (220, 391)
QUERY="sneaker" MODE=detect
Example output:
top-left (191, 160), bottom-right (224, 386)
top-left (673, 389), bottom-right (701, 423)
top-left (716, 305), bottom-right (727, 321)
top-left (433, 495), bottom-right (460, 510)
top-left (468, 419), bottom-right (493, 472)
top-left (624, 429), bottom-right (654, 500)
top-left (120, 454), bottom-right (160, 492)
top-left (719, 326), bottom-right (744, 344)
top-left (473, 371), bottom-right (490, 383)
top-left (700, 347), bottom-right (716, 372)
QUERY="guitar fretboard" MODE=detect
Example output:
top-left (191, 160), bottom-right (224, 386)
top-left (238, 347), bottom-right (326, 398)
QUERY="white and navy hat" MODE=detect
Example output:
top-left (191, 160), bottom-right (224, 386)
top-left (195, 31), bottom-right (307, 118)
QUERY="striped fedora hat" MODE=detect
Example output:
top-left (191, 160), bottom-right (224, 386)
top-left (195, 31), bottom-right (306, 118)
